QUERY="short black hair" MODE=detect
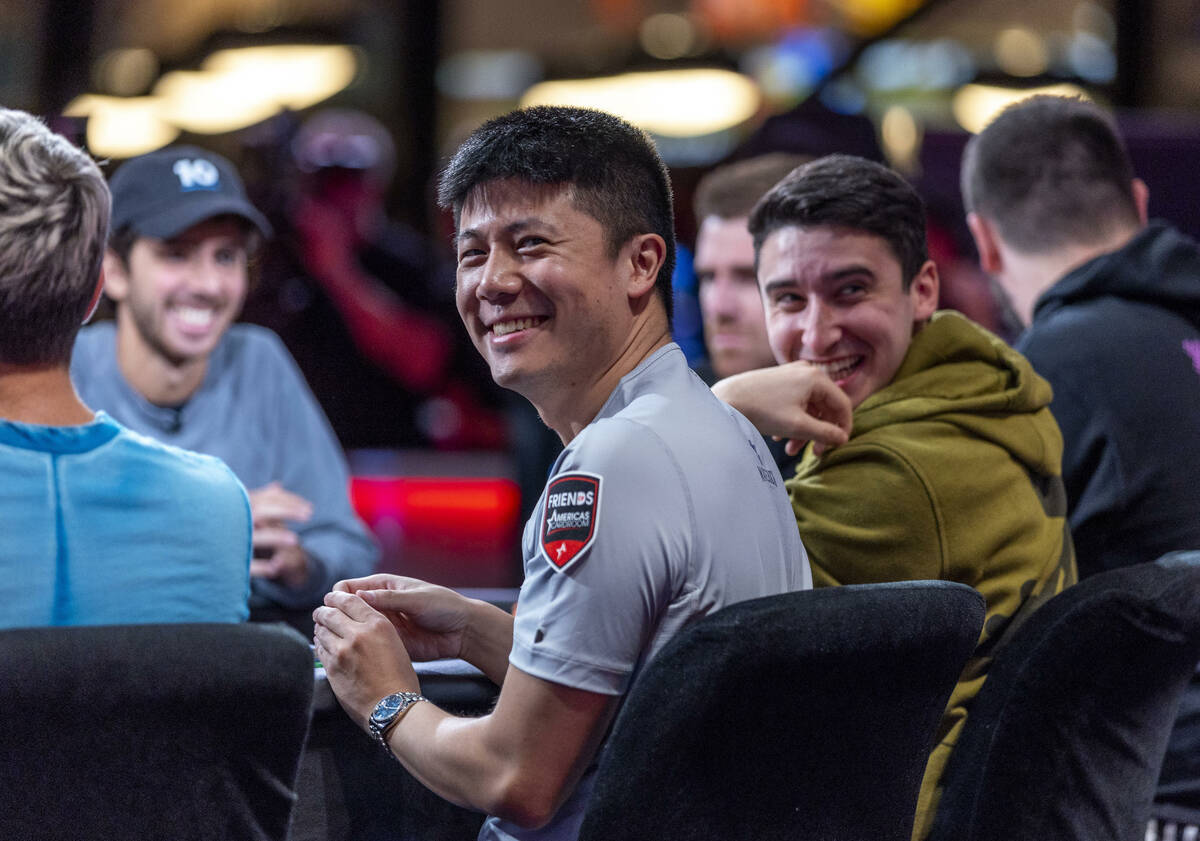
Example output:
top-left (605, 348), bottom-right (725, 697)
top-left (437, 106), bottom-right (676, 322)
top-left (961, 96), bottom-right (1138, 254)
top-left (749, 154), bottom-right (928, 288)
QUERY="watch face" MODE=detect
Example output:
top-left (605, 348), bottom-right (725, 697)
top-left (371, 694), bottom-right (404, 726)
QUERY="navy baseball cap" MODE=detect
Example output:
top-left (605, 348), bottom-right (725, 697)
top-left (109, 145), bottom-right (272, 240)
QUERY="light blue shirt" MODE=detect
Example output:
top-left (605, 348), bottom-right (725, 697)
top-left (0, 412), bottom-right (251, 628)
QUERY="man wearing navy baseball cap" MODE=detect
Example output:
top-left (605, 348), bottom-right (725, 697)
top-left (71, 145), bottom-right (378, 621)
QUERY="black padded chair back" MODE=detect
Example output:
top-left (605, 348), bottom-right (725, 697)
top-left (578, 580), bottom-right (986, 841)
top-left (0, 622), bottom-right (314, 841)
top-left (929, 551), bottom-right (1200, 841)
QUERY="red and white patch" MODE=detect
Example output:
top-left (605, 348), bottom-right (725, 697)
top-left (539, 472), bottom-right (602, 572)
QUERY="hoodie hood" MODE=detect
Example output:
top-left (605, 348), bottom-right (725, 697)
top-left (1035, 221), bottom-right (1200, 330)
top-left (850, 310), bottom-right (1061, 478)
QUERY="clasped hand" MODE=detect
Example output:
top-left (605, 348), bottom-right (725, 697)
top-left (312, 575), bottom-right (472, 727)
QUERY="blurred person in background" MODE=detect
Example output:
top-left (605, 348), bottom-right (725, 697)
top-left (692, 153), bottom-right (809, 384)
top-left (70, 145), bottom-right (377, 626)
top-left (0, 108), bottom-right (250, 627)
top-left (243, 108), bottom-right (505, 451)
top-left (963, 95), bottom-right (1200, 836)
top-left (692, 152), bottom-right (810, 474)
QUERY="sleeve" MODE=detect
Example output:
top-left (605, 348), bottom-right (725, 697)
top-left (251, 333), bottom-right (380, 608)
top-left (789, 442), bottom-right (944, 586)
top-left (510, 420), bottom-right (689, 696)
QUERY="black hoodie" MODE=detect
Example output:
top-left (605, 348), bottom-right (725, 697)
top-left (1018, 221), bottom-right (1200, 578)
top-left (1019, 221), bottom-right (1200, 818)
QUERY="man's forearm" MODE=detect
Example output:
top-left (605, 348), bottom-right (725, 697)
top-left (385, 668), bottom-right (617, 828)
top-left (462, 599), bottom-right (516, 685)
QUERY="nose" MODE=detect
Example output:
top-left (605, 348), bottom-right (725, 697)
top-left (475, 250), bottom-right (522, 301)
top-left (702, 275), bottom-right (739, 322)
top-left (188, 257), bottom-right (225, 297)
top-left (799, 300), bottom-right (841, 356)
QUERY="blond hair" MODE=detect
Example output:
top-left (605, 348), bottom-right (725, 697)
top-left (0, 109), bottom-right (110, 364)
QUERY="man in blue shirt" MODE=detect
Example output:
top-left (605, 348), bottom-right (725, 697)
top-left (0, 107), bottom-right (251, 627)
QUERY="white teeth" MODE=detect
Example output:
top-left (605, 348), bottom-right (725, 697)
top-left (492, 317), bottom-right (541, 336)
top-left (174, 306), bottom-right (215, 327)
top-left (809, 357), bottom-right (862, 379)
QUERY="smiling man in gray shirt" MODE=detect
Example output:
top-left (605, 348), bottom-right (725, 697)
top-left (313, 106), bottom-right (843, 840)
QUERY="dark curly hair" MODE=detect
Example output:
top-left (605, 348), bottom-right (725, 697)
top-left (748, 154), bottom-right (928, 289)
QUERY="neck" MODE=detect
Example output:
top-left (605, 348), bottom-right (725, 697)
top-left (114, 310), bottom-right (207, 406)
top-left (0, 363), bottom-right (95, 426)
top-left (1000, 224), bottom-right (1142, 325)
top-left (538, 318), bottom-right (671, 445)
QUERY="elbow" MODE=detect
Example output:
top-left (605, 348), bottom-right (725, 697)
top-left (482, 772), bottom-right (566, 829)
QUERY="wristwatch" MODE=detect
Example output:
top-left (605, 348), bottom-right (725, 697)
top-left (368, 691), bottom-right (427, 759)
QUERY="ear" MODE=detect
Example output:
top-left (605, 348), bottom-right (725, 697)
top-left (966, 212), bottom-right (1003, 275)
top-left (83, 266), bottom-right (106, 324)
top-left (1131, 178), bottom-right (1150, 226)
top-left (908, 259), bottom-right (939, 322)
top-left (101, 249), bottom-right (130, 303)
top-left (626, 233), bottom-right (667, 301)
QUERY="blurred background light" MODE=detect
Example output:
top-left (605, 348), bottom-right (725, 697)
top-left (993, 27), bottom-right (1050, 78)
top-left (63, 94), bottom-right (179, 158)
top-left (436, 49), bottom-right (543, 101)
top-left (639, 13), bottom-right (702, 60)
top-left (858, 38), bottom-right (975, 92)
top-left (1067, 32), bottom-right (1116, 83)
top-left (94, 47), bottom-right (159, 96)
top-left (952, 82), bottom-right (1090, 134)
top-left (833, 0), bottom-right (926, 37)
top-left (520, 68), bottom-right (761, 137)
top-left (742, 27), bottom-right (845, 107)
top-left (202, 44), bottom-right (359, 111)
top-left (154, 69), bottom-right (281, 134)
top-left (881, 103), bottom-right (921, 171)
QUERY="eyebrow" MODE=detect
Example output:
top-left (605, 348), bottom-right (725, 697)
top-left (762, 264), bottom-right (876, 294)
top-left (455, 217), bottom-right (560, 247)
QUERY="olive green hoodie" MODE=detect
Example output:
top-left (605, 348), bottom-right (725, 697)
top-left (787, 310), bottom-right (1077, 838)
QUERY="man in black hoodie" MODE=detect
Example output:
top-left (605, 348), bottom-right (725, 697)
top-left (962, 94), bottom-right (1200, 832)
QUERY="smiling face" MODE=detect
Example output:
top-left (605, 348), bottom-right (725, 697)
top-left (759, 225), bottom-right (938, 409)
top-left (695, 215), bottom-right (777, 379)
top-left (454, 179), bottom-right (655, 423)
top-left (106, 217), bottom-right (250, 370)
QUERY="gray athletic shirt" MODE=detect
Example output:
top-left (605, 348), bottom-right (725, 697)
top-left (480, 343), bottom-right (809, 841)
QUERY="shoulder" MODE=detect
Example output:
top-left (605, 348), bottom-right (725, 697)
top-left (565, 415), bottom-right (679, 480)
top-left (219, 323), bottom-right (294, 364)
top-left (107, 422), bottom-right (246, 498)
top-left (71, 322), bottom-right (117, 372)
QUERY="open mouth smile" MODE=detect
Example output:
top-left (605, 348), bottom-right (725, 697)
top-left (808, 356), bottom-right (864, 381)
top-left (490, 316), bottom-right (547, 336)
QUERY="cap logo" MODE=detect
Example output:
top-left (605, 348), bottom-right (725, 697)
top-left (172, 159), bottom-right (221, 192)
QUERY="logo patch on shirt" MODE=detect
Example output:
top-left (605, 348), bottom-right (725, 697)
top-left (540, 472), bottom-right (601, 573)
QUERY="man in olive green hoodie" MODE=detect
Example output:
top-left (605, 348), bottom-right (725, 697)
top-left (715, 154), bottom-right (1077, 839)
